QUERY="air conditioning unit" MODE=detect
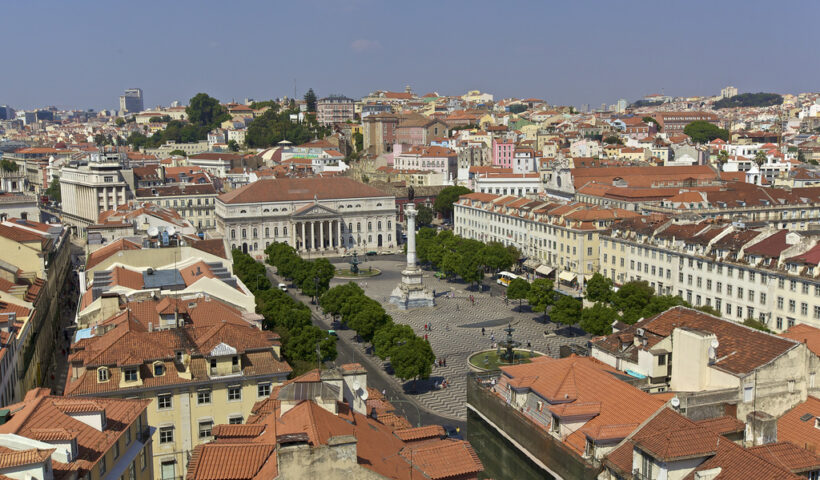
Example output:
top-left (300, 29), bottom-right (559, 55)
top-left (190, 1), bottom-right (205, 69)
top-left (636, 328), bottom-right (645, 337)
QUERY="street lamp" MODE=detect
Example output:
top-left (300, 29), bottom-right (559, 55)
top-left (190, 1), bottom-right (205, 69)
top-left (313, 275), bottom-right (320, 304)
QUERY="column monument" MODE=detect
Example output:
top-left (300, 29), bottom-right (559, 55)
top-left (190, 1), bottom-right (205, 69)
top-left (389, 203), bottom-right (435, 309)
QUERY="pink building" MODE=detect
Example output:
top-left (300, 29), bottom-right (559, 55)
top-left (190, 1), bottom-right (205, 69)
top-left (393, 145), bottom-right (457, 178)
top-left (492, 138), bottom-right (515, 168)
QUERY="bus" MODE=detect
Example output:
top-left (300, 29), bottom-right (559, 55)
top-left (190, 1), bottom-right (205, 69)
top-left (497, 271), bottom-right (519, 286)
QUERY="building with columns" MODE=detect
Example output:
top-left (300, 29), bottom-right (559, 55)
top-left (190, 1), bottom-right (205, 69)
top-left (60, 155), bottom-right (132, 232)
top-left (215, 177), bottom-right (397, 257)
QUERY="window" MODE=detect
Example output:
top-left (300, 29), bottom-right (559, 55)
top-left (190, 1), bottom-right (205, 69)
top-left (228, 386), bottom-right (242, 401)
top-left (126, 426), bottom-right (132, 445)
top-left (158, 393), bottom-right (172, 409)
top-left (789, 300), bottom-right (796, 313)
top-left (159, 426), bottom-right (174, 444)
top-left (229, 416), bottom-right (243, 424)
top-left (154, 363), bottom-right (165, 376)
top-left (777, 297), bottom-right (784, 309)
top-left (258, 383), bottom-right (271, 398)
top-left (198, 420), bottom-right (213, 439)
top-left (98, 367), bottom-right (110, 382)
top-left (760, 293), bottom-right (766, 305)
top-left (129, 462), bottom-right (136, 480)
top-left (113, 440), bottom-right (120, 459)
top-left (160, 461), bottom-right (175, 480)
top-left (197, 390), bottom-right (211, 405)
top-left (744, 386), bottom-right (754, 403)
top-left (100, 456), bottom-right (107, 475)
top-left (140, 449), bottom-right (147, 471)
top-left (803, 303), bottom-right (809, 316)
top-left (658, 355), bottom-right (666, 366)
top-left (716, 282), bottom-right (722, 294)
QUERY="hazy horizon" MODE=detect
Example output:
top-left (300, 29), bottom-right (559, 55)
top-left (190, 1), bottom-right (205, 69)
top-left (4, 0), bottom-right (818, 111)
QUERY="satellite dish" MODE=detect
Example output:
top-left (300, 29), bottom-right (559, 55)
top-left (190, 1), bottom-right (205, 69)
top-left (166, 226), bottom-right (176, 237)
top-left (670, 397), bottom-right (680, 408)
top-left (147, 227), bottom-right (159, 237)
top-left (710, 339), bottom-right (720, 349)
top-left (353, 382), bottom-right (361, 392)
top-left (360, 389), bottom-right (369, 401)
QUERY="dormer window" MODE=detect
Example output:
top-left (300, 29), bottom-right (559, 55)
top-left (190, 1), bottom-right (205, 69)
top-left (175, 351), bottom-right (183, 363)
top-left (124, 368), bottom-right (138, 382)
top-left (153, 362), bottom-right (165, 377)
top-left (97, 367), bottom-right (110, 382)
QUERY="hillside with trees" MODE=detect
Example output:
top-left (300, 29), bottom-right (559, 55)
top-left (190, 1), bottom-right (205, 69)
top-left (713, 92), bottom-right (783, 109)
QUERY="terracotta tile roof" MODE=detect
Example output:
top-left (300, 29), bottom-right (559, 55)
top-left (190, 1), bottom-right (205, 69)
top-left (0, 447), bottom-right (54, 469)
top-left (402, 441), bottom-right (483, 480)
top-left (188, 443), bottom-right (276, 480)
top-left (684, 438), bottom-right (801, 480)
top-left (695, 416), bottom-right (746, 436)
top-left (393, 425), bottom-right (445, 442)
top-left (778, 396), bottom-right (820, 453)
top-left (747, 442), bottom-right (820, 473)
top-left (592, 307), bottom-right (798, 376)
top-left (781, 324), bottom-right (820, 356)
top-left (631, 409), bottom-right (719, 461)
top-left (218, 177), bottom-right (391, 204)
top-left (501, 356), bottom-right (665, 454)
top-left (85, 238), bottom-right (142, 270)
top-left (211, 424), bottom-right (267, 439)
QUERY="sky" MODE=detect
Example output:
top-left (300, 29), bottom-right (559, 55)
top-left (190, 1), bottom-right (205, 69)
top-left (4, 0), bottom-right (819, 111)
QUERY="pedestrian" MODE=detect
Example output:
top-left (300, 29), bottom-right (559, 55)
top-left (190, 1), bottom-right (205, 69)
top-left (424, 323), bottom-right (428, 331)
top-left (491, 333), bottom-right (495, 342)
top-left (456, 304), bottom-right (460, 311)
top-left (424, 333), bottom-right (428, 341)
top-left (443, 358), bottom-right (446, 367)
top-left (433, 289), bottom-right (436, 297)
top-left (481, 327), bottom-right (485, 336)
top-left (382, 389), bottom-right (386, 396)
top-left (527, 341), bottom-right (531, 348)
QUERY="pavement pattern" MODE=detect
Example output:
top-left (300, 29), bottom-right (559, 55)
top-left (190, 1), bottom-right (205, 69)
top-left (326, 258), bottom-right (590, 421)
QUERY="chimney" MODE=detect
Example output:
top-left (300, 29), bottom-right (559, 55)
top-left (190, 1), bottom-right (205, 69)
top-left (746, 411), bottom-right (778, 446)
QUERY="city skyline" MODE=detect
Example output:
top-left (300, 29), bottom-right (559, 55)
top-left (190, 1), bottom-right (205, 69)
top-left (4, 0), bottom-right (818, 111)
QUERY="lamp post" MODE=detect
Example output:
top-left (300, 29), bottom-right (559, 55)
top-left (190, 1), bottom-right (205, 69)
top-left (313, 275), bottom-right (320, 304)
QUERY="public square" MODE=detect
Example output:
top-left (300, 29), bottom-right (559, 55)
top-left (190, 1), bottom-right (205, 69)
top-left (326, 255), bottom-right (590, 421)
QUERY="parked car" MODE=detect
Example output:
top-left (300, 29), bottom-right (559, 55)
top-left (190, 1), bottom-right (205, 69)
top-left (278, 283), bottom-right (288, 291)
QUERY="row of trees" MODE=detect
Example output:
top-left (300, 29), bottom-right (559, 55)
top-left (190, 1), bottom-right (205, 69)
top-left (265, 242), bottom-right (335, 300)
top-left (231, 249), bottom-right (337, 375)
top-left (416, 228), bottom-right (519, 288)
top-left (320, 283), bottom-right (435, 382)
top-left (245, 104), bottom-right (330, 148)
top-left (506, 278), bottom-right (584, 330)
top-left (714, 92), bottom-right (783, 109)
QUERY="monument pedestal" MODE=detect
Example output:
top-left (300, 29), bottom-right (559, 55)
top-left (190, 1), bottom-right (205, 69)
top-left (389, 267), bottom-right (435, 310)
top-left (388, 202), bottom-right (435, 310)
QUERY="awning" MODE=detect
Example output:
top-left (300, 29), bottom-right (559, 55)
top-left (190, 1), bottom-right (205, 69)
top-left (535, 265), bottom-right (554, 276)
top-left (558, 271), bottom-right (577, 283)
top-left (523, 259), bottom-right (540, 270)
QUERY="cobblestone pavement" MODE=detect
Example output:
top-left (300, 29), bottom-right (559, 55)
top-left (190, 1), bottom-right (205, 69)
top-left (328, 259), bottom-right (590, 421)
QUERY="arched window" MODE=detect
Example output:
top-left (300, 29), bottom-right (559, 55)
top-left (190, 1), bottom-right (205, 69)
top-left (388, 234), bottom-right (392, 242)
top-left (97, 367), bottom-right (110, 382)
top-left (378, 221), bottom-right (382, 230)
top-left (239, 209), bottom-right (246, 214)
top-left (376, 202), bottom-right (382, 207)
top-left (357, 222), bottom-right (361, 232)
top-left (252, 228), bottom-right (258, 238)
top-left (368, 222), bottom-right (372, 232)
top-left (242, 229), bottom-right (247, 239)
top-left (348, 223), bottom-right (352, 232)
top-left (231, 229), bottom-right (236, 239)
top-left (274, 227), bottom-right (278, 237)
top-left (368, 235), bottom-right (372, 243)
top-left (231, 244), bottom-right (236, 250)
top-left (254, 242), bottom-right (258, 251)
top-left (266, 242), bottom-right (270, 248)
top-left (388, 220), bottom-right (392, 230)
top-left (263, 208), bottom-right (270, 213)
top-left (265, 227), bottom-right (270, 237)
top-left (283, 226), bottom-right (287, 236)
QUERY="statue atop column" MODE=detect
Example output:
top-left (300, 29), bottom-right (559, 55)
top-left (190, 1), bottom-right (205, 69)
top-left (389, 203), bottom-right (435, 309)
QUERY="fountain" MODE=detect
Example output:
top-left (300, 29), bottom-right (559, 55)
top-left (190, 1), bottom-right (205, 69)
top-left (348, 251), bottom-right (361, 275)
top-left (498, 323), bottom-right (521, 363)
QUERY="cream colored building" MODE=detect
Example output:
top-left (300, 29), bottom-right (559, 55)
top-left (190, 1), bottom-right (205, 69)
top-left (600, 217), bottom-right (820, 332)
top-left (65, 315), bottom-right (291, 479)
top-left (216, 177), bottom-right (397, 257)
top-left (60, 156), bottom-right (132, 231)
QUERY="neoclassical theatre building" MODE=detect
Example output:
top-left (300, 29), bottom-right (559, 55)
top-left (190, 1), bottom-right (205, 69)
top-left (215, 177), bottom-right (397, 255)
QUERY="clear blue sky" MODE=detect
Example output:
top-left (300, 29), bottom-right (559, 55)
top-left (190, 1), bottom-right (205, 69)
top-left (4, 0), bottom-right (818, 111)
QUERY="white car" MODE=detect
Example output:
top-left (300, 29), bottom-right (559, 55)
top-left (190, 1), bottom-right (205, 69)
top-left (278, 283), bottom-right (288, 292)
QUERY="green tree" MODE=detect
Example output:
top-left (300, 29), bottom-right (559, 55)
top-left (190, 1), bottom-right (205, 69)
top-left (415, 227), bottom-right (438, 265)
top-left (304, 88), bottom-right (317, 112)
top-left (482, 242), bottom-right (517, 273)
top-left (416, 205), bottom-right (434, 226)
top-left (506, 278), bottom-right (531, 311)
top-left (353, 131), bottom-right (363, 152)
top-left (455, 240), bottom-right (485, 288)
top-left (45, 177), bottom-right (61, 202)
top-left (612, 281), bottom-right (655, 323)
top-left (683, 121), bottom-right (729, 144)
top-left (642, 116), bottom-right (660, 131)
top-left (717, 149), bottom-right (729, 166)
top-left (754, 149), bottom-right (768, 166)
top-left (186, 93), bottom-right (230, 128)
top-left (713, 92), bottom-right (783, 109)
top-left (580, 302), bottom-right (617, 336)
top-left (285, 325), bottom-right (337, 363)
top-left (115, 117), bottom-right (125, 127)
top-left (743, 318), bottom-right (772, 333)
top-left (227, 140), bottom-right (239, 152)
top-left (0, 159), bottom-right (19, 173)
top-left (245, 108), bottom-right (327, 148)
top-left (551, 295), bottom-right (583, 331)
top-left (300, 258), bottom-right (335, 300)
top-left (169, 149), bottom-right (186, 157)
top-left (372, 323), bottom-right (415, 360)
top-left (527, 278), bottom-right (555, 319)
top-left (433, 186), bottom-right (472, 220)
top-left (249, 100), bottom-right (280, 111)
top-left (603, 135), bottom-right (623, 145)
top-left (585, 273), bottom-right (613, 303)
top-left (348, 302), bottom-right (391, 342)
top-left (695, 305), bottom-right (721, 317)
top-left (320, 282), bottom-right (365, 316)
top-left (391, 336), bottom-right (435, 382)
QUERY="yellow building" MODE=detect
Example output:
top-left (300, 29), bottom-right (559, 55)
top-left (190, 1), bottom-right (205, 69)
top-left (65, 310), bottom-right (292, 479)
top-left (0, 388), bottom-right (153, 480)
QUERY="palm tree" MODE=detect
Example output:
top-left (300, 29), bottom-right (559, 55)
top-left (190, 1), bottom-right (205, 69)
top-left (754, 150), bottom-right (768, 166)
